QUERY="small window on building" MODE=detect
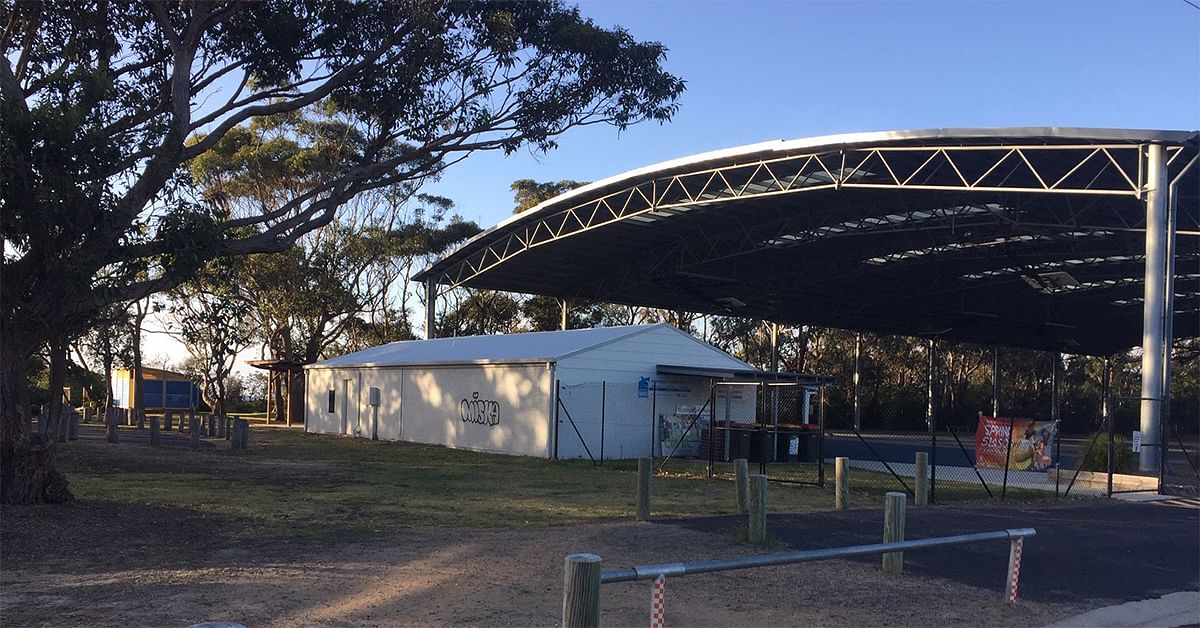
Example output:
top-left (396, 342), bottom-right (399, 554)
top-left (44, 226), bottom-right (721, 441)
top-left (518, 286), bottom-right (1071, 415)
top-left (327, 389), bottom-right (336, 413)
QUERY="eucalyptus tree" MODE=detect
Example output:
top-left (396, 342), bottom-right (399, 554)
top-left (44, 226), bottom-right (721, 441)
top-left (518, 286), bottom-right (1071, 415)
top-left (0, 0), bottom-right (684, 503)
top-left (168, 257), bottom-right (254, 417)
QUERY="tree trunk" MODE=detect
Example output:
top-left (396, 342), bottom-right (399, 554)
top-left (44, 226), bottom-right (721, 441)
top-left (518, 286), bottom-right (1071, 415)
top-left (101, 335), bottom-right (114, 413)
top-left (47, 336), bottom-right (68, 442)
top-left (131, 301), bottom-right (147, 415)
top-left (1, 338), bottom-right (73, 504)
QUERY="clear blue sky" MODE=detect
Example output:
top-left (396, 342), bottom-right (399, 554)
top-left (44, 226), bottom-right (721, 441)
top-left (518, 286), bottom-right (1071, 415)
top-left (423, 0), bottom-right (1200, 228)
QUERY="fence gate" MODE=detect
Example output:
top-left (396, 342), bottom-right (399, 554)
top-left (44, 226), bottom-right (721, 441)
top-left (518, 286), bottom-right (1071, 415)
top-left (704, 382), bottom-right (824, 486)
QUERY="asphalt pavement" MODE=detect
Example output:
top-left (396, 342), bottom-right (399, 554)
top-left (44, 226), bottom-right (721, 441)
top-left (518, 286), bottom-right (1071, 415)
top-left (661, 498), bottom-right (1200, 607)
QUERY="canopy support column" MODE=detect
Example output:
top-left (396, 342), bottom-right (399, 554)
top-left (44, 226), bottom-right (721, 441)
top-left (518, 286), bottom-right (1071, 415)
top-left (425, 278), bottom-right (438, 340)
top-left (853, 333), bottom-right (862, 431)
top-left (991, 347), bottom-right (1000, 419)
top-left (1139, 143), bottom-right (1168, 472)
top-left (769, 323), bottom-right (779, 373)
top-left (1050, 353), bottom-right (1060, 425)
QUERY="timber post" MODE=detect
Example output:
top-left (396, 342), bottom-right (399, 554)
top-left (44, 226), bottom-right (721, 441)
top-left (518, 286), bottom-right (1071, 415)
top-left (914, 452), bottom-right (929, 506)
top-left (149, 416), bottom-right (160, 447)
top-left (734, 458), bottom-right (750, 514)
top-left (835, 456), bottom-right (849, 510)
top-left (105, 410), bottom-right (118, 443)
top-left (883, 492), bottom-right (906, 574)
top-left (749, 474), bottom-right (768, 544)
top-left (562, 553), bottom-right (602, 628)
top-left (636, 457), bottom-right (652, 521)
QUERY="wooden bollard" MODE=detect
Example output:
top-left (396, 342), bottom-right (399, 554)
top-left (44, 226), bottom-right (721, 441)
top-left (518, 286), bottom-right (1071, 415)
top-left (231, 418), bottom-right (249, 450)
top-left (149, 416), bottom-right (161, 447)
top-left (835, 456), bottom-right (849, 510)
top-left (105, 412), bottom-right (119, 443)
top-left (561, 553), bottom-right (602, 628)
top-left (218, 414), bottom-right (228, 439)
top-left (190, 418), bottom-right (201, 449)
top-left (67, 410), bottom-right (79, 440)
top-left (734, 458), bottom-right (750, 514)
top-left (56, 412), bottom-right (68, 443)
top-left (136, 408), bottom-right (145, 430)
top-left (636, 457), bottom-right (652, 521)
top-left (749, 474), bottom-right (768, 544)
top-left (164, 410), bottom-right (174, 431)
top-left (882, 491), bottom-right (906, 574)
top-left (83, 407), bottom-right (92, 424)
top-left (914, 452), bottom-right (929, 506)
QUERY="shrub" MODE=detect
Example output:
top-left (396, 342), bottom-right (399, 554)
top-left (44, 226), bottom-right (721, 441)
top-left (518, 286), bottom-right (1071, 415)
top-left (1076, 432), bottom-right (1133, 473)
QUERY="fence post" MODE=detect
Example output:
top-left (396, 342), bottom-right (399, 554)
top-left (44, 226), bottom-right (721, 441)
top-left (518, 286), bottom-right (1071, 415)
top-left (105, 410), bottom-right (119, 443)
top-left (882, 491), bottom-right (906, 574)
top-left (835, 457), bottom-right (849, 510)
top-left (232, 418), bottom-right (249, 450)
top-left (749, 474), bottom-right (768, 544)
top-left (914, 452), bottom-right (929, 506)
top-left (636, 457), bottom-right (652, 521)
top-left (562, 553), bottom-right (602, 628)
top-left (1005, 537), bottom-right (1024, 604)
top-left (149, 416), bottom-right (160, 447)
top-left (190, 417), bottom-right (201, 450)
top-left (734, 458), bottom-right (750, 514)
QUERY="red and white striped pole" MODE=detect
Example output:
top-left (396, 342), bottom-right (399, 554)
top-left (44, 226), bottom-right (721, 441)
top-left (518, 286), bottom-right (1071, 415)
top-left (650, 574), bottom-right (666, 627)
top-left (1006, 537), bottom-right (1024, 605)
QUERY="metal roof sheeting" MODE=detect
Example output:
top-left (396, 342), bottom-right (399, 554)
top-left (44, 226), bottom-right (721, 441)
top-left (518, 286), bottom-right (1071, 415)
top-left (309, 324), bottom-right (751, 370)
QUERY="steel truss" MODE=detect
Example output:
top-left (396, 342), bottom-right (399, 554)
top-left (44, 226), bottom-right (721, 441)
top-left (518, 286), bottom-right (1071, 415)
top-left (432, 142), bottom-right (1191, 291)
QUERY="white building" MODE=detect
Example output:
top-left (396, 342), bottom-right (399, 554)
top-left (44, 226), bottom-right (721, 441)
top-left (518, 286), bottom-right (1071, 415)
top-left (304, 324), bottom-right (765, 459)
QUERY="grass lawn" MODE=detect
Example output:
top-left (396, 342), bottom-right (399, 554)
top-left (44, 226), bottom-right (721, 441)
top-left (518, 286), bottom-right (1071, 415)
top-left (53, 426), bottom-right (1062, 547)
top-left (55, 427), bottom-right (832, 540)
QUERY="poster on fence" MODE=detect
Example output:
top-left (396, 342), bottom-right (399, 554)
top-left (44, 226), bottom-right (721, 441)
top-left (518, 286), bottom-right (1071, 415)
top-left (661, 405), bottom-right (709, 458)
top-left (975, 416), bottom-right (1058, 471)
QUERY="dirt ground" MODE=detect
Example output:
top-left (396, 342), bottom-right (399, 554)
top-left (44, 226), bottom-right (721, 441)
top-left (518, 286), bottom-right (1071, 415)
top-left (2, 501), bottom-right (1086, 627)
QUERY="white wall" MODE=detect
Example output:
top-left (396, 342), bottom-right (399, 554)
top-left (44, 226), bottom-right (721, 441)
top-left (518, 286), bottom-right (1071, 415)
top-left (305, 362), bottom-right (552, 458)
top-left (553, 326), bottom-right (757, 459)
top-left (303, 326), bottom-right (757, 460)
top-left (400, 364), bottom-right (551, 457)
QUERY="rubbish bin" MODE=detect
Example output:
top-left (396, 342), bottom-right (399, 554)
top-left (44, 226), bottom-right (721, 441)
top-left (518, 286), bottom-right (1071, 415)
top-left (729, 427), bottom-right (752, 461)
top-left (797, 430), bottom-right (818, 463)
top-left (748, 430), bottom-right (775, 463)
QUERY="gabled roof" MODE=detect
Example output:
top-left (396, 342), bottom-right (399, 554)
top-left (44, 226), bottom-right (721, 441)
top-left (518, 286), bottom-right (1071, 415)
top-left (309, 324), bottom-right (747, 369)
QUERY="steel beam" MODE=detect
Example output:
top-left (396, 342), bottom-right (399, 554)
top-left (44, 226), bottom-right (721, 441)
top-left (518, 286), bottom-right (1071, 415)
top-left (1139, 144), bottom-right (1167, 472)
top-left (560, 298), bottom-right (570, 331)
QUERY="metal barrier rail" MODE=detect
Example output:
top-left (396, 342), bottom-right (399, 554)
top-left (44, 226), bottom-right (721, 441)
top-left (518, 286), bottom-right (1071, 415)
top-left (562, 528), bottom-right (1035, 627)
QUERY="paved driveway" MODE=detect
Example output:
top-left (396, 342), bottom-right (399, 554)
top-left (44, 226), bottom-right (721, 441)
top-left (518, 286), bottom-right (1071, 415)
top-left (663, 498), bottom-right (1200, 606)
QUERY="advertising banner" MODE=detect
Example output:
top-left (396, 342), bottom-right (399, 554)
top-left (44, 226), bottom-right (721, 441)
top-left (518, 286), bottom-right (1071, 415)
top-left (975, 416), bottom-right (1058, 471)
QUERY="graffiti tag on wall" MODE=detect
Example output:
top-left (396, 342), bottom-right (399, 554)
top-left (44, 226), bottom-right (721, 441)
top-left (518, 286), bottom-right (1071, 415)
top-left (460, 392), bottom-right (501, 427)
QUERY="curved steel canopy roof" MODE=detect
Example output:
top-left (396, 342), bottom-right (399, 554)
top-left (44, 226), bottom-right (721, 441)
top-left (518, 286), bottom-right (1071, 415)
top-left (418, 128), bottom-right (1200, 356)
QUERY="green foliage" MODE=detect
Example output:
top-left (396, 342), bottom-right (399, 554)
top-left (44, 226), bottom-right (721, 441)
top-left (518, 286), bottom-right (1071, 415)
top-left (1, 0), bottom-right (684, 404)
top-left (1076, 432), bottom-right (1133, 473)
top-left (510, 178), bottom-right (589, 213)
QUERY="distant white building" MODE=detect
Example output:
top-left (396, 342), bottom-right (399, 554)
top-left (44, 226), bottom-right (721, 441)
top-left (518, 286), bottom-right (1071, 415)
top-left (304, 324), bottom-right (773, 459)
